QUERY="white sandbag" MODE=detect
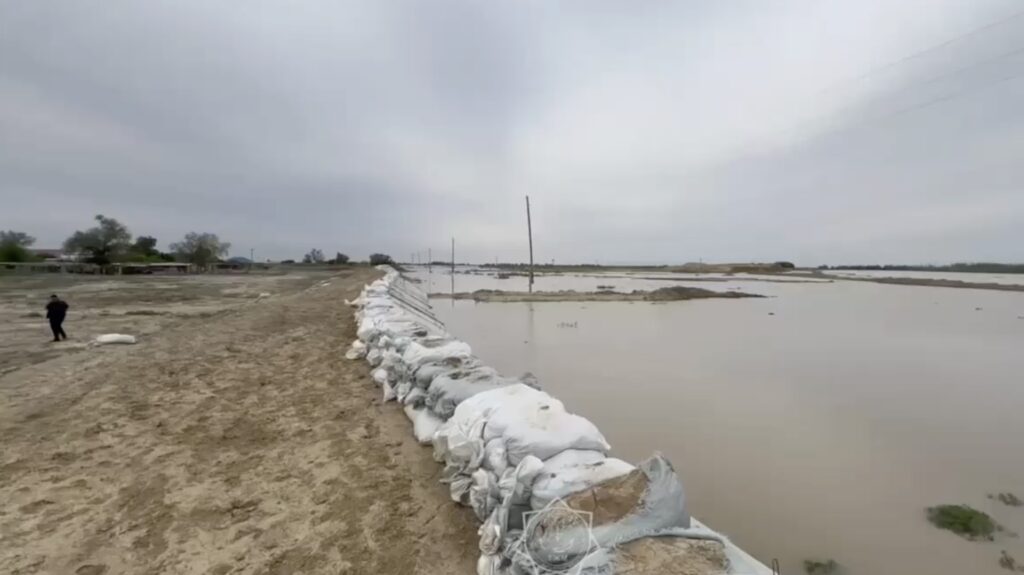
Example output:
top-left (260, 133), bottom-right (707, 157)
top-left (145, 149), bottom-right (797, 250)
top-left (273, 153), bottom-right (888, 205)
top-left (404, 387), bottom-right (427, 408)
top-left (402, 339), bottom-right (473, 370)
top-left (357, 317), bottom-right (379, 342)
top-left (425, 367), bottom-right (522, 420)
top-left (497, 455), bottom-right (544, 507)
top-left (403, 404), bottom-right (445, 444)
top-left (95, 333), bottom-right (136, 345)
top-left (382, 381), bottom-right (397, 402)
top-left (469, 469), bottom-right (500, 521)
top-left (482, 438), bottom-right (508, 476)
top-left (481, 390), bottom-right (610, 464)
top-left (413, 357), bottom-right (481, 389)
top-left (530, 449), bottom-right (636, 510)
top-left (366, 348), bottom-right (383, 367)
top-left (345, 340), bottom-right (367, 360)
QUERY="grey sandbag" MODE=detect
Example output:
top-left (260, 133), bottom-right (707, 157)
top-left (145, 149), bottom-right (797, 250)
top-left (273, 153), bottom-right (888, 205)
top-left (425, 366), bottom-right (524, 420)
top-left (506, 454), bottom-right (692, 573)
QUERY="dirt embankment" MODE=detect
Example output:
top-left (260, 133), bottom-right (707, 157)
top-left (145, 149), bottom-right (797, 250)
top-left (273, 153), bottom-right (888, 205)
top-left (834, 275), bottom-right (1024, 292)
top-left (0, 269), bottom-right (477, 575)
top-left (432, 286), bottom-right (765, 302)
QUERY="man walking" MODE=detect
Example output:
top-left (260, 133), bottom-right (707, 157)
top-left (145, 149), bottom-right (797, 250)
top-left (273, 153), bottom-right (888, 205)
top-left (45, 294), bottom-right (69, 342)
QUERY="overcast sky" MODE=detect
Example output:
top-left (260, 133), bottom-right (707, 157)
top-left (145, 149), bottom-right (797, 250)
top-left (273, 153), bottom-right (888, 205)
top-left (2, 1), bottom-right (1023, 265)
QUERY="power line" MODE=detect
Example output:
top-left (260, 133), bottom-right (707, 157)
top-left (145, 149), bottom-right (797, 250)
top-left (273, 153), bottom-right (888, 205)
top-left (821, 7), bottom-right (1024, 93)
top-left (875, 66), bottom-right (1024, 123)
top-left (790, 45), bottom-right (1024, 140)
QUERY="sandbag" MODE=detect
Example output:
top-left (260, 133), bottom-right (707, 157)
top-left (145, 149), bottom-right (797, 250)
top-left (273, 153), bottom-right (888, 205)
top-left (403, 339), bottom-right (473, 370)
top-left (514, 455), bottom-right (691, 570)
top-left (345, 340), bottom-right (367, 360)
top-left (95, 333), bottom-right (137, 345)
top-left (611, 536), bottom-right (729, 575)
top-left (425, 367), bottom-right (522, 420)
top-left (403, 404), bottom-right (445, 444)
top-left (530, 450), bottom-right (636, 510)
top-left (481, 394), bottom-right (610, 464)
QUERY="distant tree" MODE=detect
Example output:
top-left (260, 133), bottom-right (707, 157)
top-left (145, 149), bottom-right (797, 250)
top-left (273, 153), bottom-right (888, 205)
top-left (169, 232), bottom-right (231, 267)
top-left (332, 252), bottom-right (350, 264)
top-left (281, 259), bottom-right (296, 264)
top-left (131, 235), bottom-right (159, 258)
top-left (303, 248), bottom-right (325, 264)
top-left (0, 230), bottom-right (36, 262)
top-left (63, 215), bottom-right (132, 265)
top-left (369, 253), bottom-right (394, 266)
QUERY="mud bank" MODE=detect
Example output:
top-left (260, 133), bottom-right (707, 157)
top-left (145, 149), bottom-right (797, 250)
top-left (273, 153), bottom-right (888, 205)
top-left (431, 286), bottom-right (766, 303)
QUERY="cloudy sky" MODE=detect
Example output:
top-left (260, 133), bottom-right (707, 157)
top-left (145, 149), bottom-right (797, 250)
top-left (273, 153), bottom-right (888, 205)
top-left (2, 1), bottom-right (1023, 265)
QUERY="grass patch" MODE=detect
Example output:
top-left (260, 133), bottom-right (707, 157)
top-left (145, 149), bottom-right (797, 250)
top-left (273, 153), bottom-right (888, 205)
top-left (804, 559), bottom-right (839, 575)
top-left (926, 504), bottom-right (997, 541)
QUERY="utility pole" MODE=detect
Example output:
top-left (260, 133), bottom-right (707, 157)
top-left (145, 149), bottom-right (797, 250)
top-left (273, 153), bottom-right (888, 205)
top-left (526, 195), bottom-right (534, 291)
top-left (428, 248), bottom-right (432, 273)
top-left (250, 248), bottom-right (254, 272)
top-left (451, 237), bottom-right (455, 274)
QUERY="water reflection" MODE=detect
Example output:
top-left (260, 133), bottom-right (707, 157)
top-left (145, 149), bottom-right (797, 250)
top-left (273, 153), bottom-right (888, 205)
top-left (412, 268), bottom-right (1024, 575)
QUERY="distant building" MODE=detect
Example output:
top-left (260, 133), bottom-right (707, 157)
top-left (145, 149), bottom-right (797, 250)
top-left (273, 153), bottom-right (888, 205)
top-left (29, 248), bottom-right (67, 261)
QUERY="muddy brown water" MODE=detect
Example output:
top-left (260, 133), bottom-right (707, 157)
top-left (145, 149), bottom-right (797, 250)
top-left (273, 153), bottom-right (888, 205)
top-left (414, 268), bottom-right (1024, 575)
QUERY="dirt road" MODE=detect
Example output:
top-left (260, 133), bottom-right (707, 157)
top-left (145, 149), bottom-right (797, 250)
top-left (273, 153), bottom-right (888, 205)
top-left (0, 269), bottom-right (477, 574)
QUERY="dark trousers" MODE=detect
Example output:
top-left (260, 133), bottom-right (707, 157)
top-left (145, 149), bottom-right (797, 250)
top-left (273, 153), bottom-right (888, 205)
top-left (50, 319), bottom-right (67, 341)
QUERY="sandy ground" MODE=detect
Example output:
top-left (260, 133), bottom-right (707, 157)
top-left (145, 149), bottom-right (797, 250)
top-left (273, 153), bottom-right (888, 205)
top-left (0, 269), bottom-right (478, 574)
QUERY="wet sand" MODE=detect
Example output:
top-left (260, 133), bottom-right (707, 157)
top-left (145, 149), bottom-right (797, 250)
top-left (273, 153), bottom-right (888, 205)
top-left (0, 269), bottom-right (477, 574)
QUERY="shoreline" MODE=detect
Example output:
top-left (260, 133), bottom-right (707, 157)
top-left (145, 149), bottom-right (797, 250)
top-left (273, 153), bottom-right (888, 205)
top-left (429, 286), bottom-right (766, 302)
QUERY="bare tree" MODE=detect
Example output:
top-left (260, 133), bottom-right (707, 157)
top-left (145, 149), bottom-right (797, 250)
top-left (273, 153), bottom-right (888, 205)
top-left (303, 248), bottom-right (325, 264)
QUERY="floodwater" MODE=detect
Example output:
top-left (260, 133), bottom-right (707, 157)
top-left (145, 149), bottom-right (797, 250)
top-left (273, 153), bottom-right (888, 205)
top-left (825, 269), bottom-right (1024, 286)
top-left (411, 267), bottom-right (1024, 575)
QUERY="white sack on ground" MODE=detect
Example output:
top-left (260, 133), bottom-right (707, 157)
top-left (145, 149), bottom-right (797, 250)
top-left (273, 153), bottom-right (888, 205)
top-left (95, 334), bottom-right (137, 345)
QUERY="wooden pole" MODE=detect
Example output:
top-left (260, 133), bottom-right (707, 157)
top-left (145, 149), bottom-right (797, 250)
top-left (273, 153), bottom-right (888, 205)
top-left (451, 237), bottom-right (455, 274)
top-left (526, 195), bottom-right (534, 291)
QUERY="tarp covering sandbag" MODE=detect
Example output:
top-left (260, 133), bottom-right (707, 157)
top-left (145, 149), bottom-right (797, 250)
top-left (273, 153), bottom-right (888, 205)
top-left (346, 266), bottom-right (769, 575)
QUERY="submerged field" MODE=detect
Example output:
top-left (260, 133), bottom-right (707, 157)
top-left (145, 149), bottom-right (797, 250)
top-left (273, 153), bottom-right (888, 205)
top-left (417, 265), bottom-right (1024, 575)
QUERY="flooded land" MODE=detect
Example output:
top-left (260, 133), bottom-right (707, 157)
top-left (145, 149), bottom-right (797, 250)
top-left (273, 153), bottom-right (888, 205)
top-left (416, 266), bottom-right (1024, 575)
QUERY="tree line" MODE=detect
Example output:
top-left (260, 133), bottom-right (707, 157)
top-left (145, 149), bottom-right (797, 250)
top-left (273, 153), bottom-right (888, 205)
top-left (1, 214), bottom-right (230, 267)
top-left (293, 249), bottom-right (393, 266)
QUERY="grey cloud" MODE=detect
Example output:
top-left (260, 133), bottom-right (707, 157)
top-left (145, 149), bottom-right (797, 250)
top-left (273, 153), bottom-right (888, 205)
top-left (2, 0), bottom-right (1022, 264)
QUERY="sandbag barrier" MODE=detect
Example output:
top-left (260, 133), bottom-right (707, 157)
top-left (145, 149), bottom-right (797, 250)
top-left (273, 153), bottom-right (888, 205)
top-left (346, 266), bottom-right (771, 575)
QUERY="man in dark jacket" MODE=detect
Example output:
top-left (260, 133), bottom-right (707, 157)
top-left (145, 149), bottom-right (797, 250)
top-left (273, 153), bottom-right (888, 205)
top-left (45, 294), bottom-right (69, 342)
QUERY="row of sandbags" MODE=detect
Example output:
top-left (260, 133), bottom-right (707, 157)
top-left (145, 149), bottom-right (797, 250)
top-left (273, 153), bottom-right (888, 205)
top-left (346, 267), bottom-right (766, 575)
